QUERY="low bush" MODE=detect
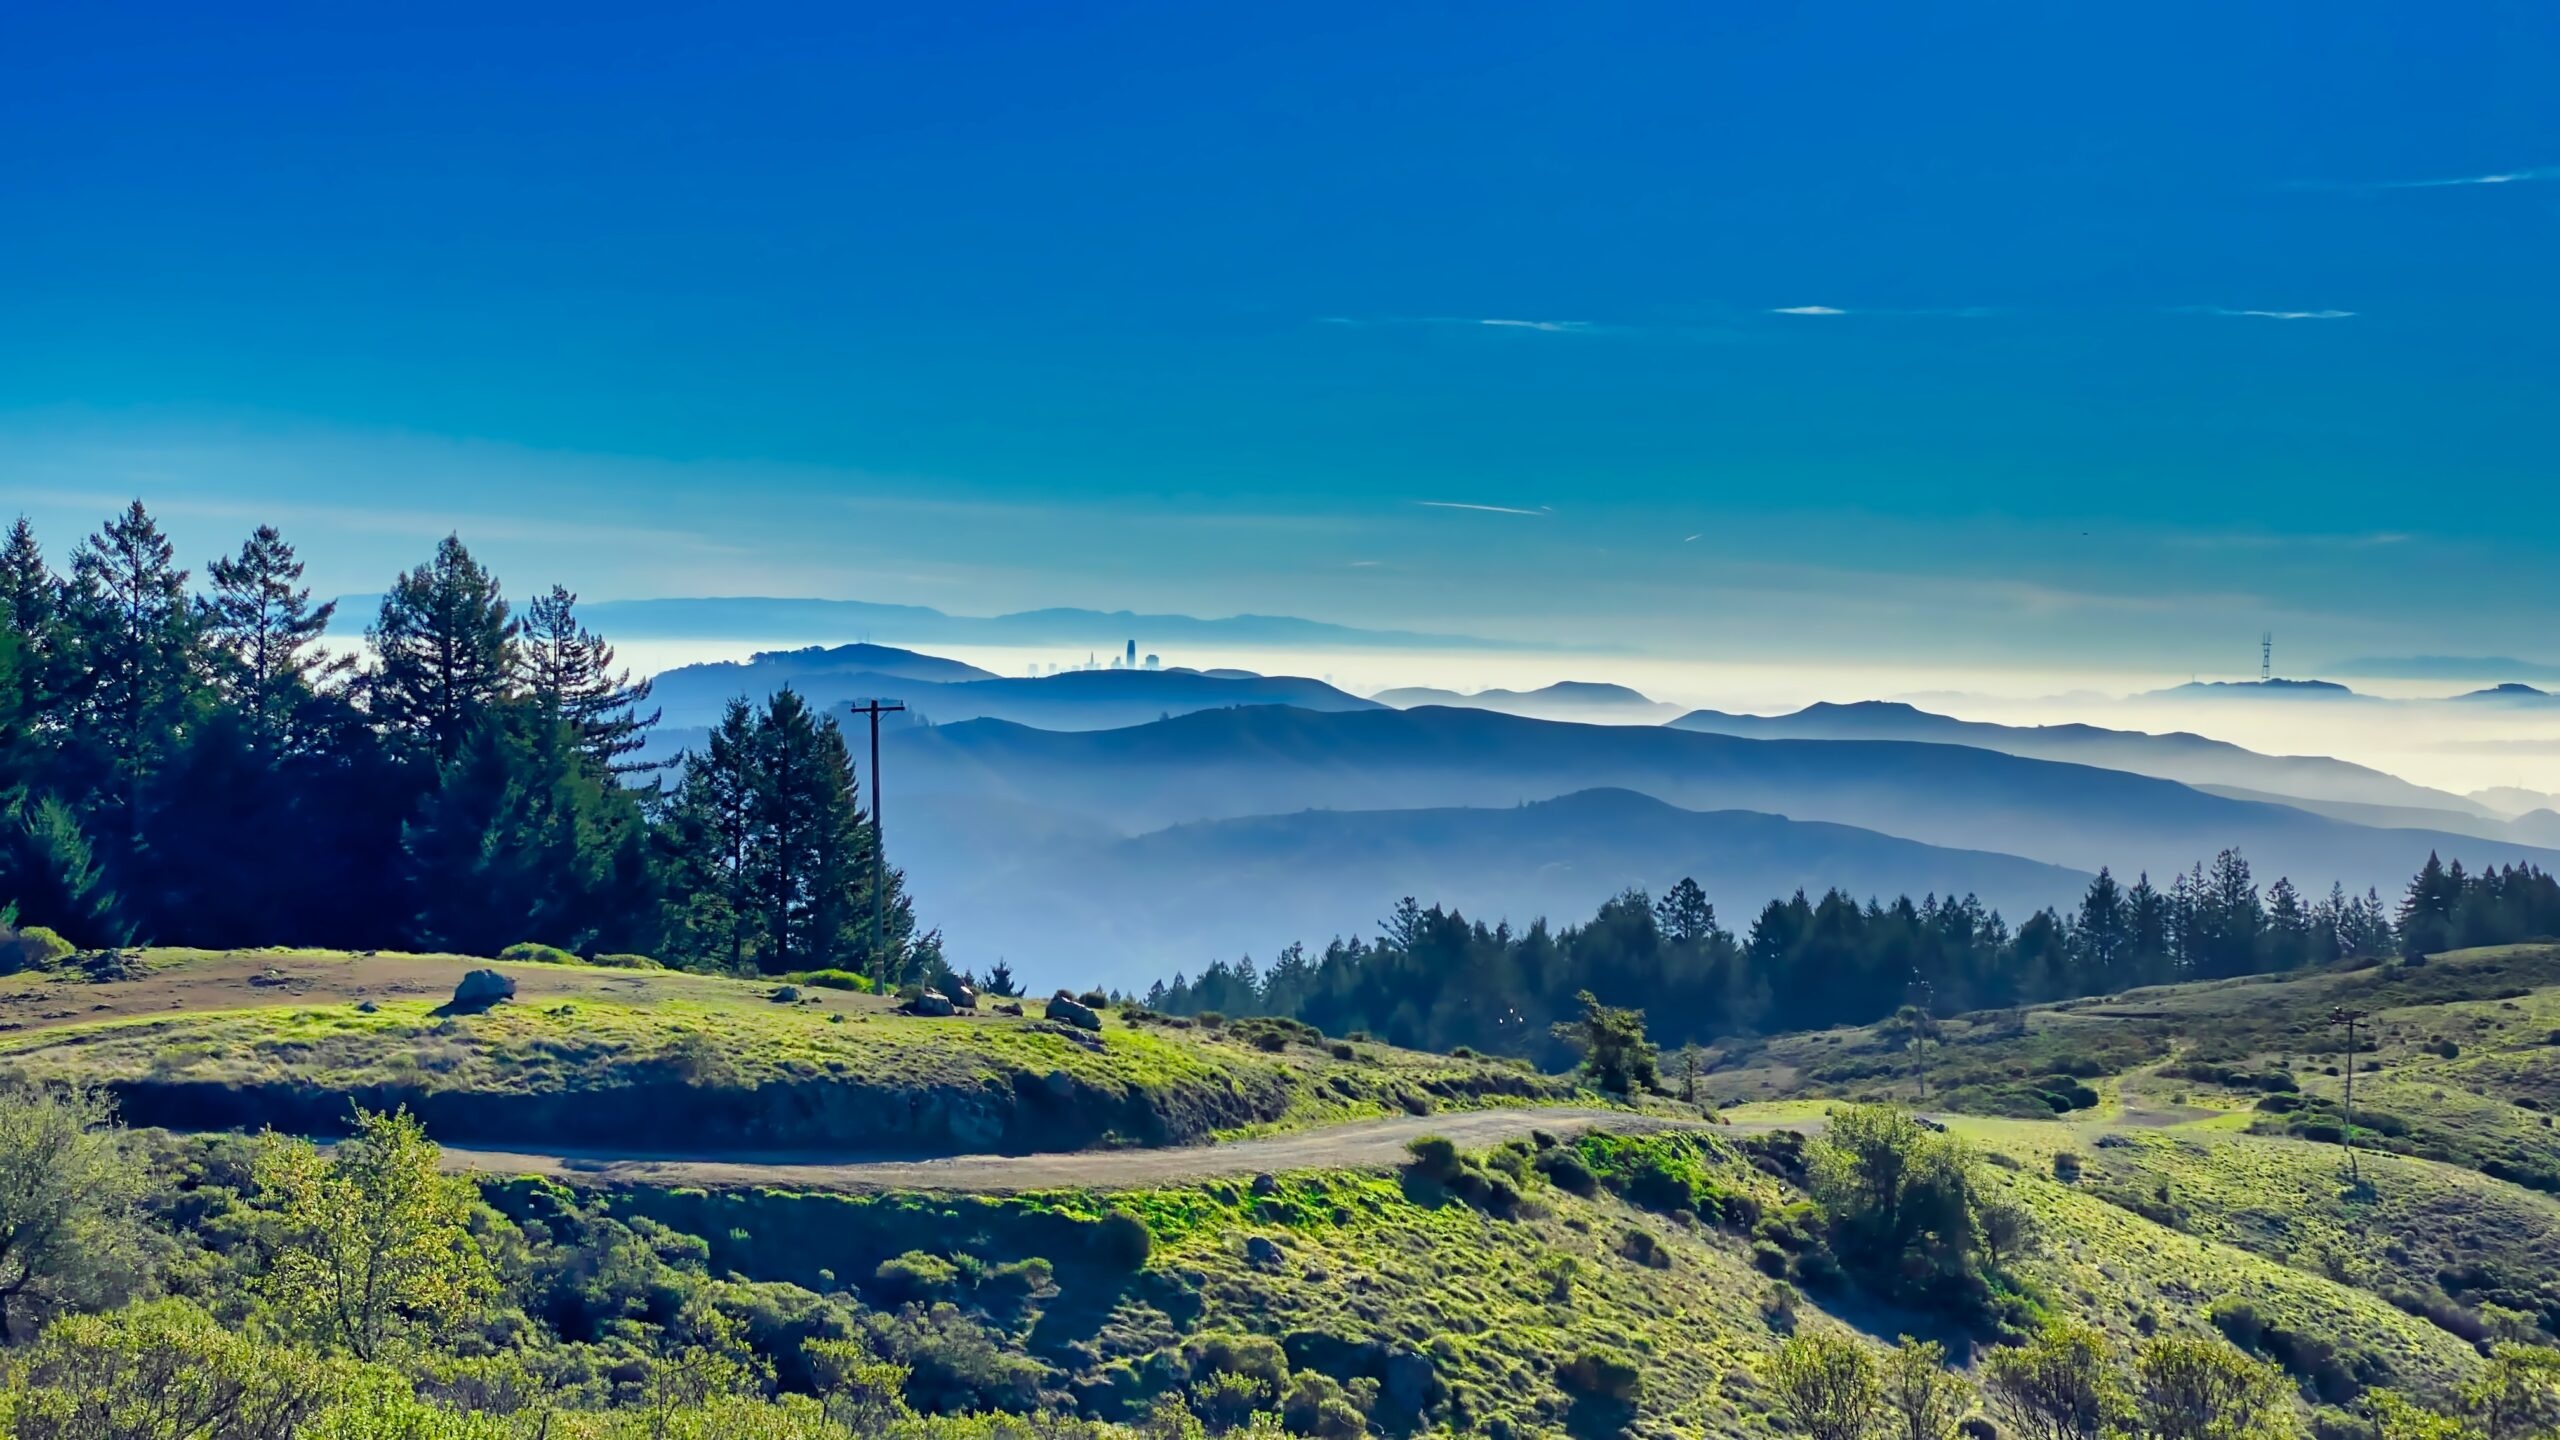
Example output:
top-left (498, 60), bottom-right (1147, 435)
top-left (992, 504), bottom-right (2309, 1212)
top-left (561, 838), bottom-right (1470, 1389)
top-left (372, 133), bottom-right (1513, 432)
top-left (496, 942), bottom-right (579, 966)
top-left (1557, 1347), bottom-right (1641, 1403)
top-left (590, 952), bottom-right (664, 970)
top-left (1091, 1210), bottom-right (1152, 1271)
top-left (788, 969), bottom-right (875, 992)
top-left (0, 924), bottom-right (76, 972)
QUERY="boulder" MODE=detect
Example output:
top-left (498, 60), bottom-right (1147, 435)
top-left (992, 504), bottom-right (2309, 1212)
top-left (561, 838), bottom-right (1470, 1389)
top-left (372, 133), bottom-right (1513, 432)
top-left (1245, 1235), bottom-right (1284, 1269)
top-left (450, 969), bottom-right (516, 1010)
top-left (1046, 991), bottom-right (1102, 1031)
top-left (948, 983), bottom-right (979, 1009)
top-left (909, 989), bottom-right (956, 1018)
top-left (994, 1000), bottom-right (1025, 1017)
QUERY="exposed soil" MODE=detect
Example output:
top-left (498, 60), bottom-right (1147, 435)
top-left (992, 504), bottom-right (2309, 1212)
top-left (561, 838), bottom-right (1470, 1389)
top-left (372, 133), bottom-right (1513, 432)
top-left (437, 1106), bottom-right (1711, 1193)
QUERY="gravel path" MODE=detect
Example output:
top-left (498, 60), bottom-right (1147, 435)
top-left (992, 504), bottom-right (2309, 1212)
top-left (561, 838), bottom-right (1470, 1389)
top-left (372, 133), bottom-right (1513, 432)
top-left (439, 1106), bottom-right (1718, 1194)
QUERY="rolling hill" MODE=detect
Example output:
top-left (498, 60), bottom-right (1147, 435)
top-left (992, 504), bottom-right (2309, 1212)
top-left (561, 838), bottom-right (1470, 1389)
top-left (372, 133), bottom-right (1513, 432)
top-left (890, 787), bottom-right (2090, 981)
top-left (1370, 681), bottom-right (1681, 722)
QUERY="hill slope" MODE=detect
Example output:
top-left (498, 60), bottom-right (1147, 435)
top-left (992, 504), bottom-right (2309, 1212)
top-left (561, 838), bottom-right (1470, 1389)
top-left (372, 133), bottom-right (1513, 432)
top-left (894, 788), bottom-right (2090, 980)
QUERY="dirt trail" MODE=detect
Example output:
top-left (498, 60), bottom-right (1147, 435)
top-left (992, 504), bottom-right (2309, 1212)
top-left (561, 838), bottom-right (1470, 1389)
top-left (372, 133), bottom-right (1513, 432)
top-left (440, 1106), bottom-right (1720, 1194)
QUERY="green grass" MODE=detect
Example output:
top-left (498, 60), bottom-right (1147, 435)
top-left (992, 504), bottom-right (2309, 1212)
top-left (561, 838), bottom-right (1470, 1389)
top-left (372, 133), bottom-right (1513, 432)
top-left (0, 947), bottom-right (1581, 1155)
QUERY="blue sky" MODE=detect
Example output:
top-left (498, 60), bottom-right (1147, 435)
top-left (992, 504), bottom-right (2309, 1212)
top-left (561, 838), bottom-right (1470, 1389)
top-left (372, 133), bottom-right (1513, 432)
top-left (4, 2), bottom-right (2557, 675)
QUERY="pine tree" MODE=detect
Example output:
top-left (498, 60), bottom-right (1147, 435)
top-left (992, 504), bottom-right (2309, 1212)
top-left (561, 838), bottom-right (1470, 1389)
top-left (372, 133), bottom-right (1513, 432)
top-left (2262, 876), bottom-right (2309, 970)
top-left (518, 585), bottom-right (659, 774)
top-left (200, 526), bottom-right (347, 756)
top-left (660, 699), bottom-right (763, 972)
top-left (403, 703), bottom-right (653, 956)
top-left (368, 536), bottom-right (517, 763)
top-left (0, 791), bottom-right (126, 946)
top-left (2399, 853), bottom-right (2457, 959)
top-left (983, 958), bottom-right (1021, 998)
top-left (62, 502), bottom-right (204, 854)
top-left (2073, 868), bottom-right (2129, 991)
top-left (0, 520), bottom-right (61, 742)
top-left (1655, 876), bottom-right (1715, 945)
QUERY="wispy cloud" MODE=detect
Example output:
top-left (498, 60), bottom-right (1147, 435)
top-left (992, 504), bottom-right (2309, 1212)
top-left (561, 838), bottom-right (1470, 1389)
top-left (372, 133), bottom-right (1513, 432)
top-left (1770, 305), bottom-right (1848, 316)
top-left (2301, 166), bottom-right (2560, 191)
top-left (1681, 533), bottom-right (1702, 543)
top-left (1318, 315), bottom-right (1597, 334)
top-left (1416, 501), bottom-right (1551, 517)
top-left (2190, 307), bottom-right (2356, 321)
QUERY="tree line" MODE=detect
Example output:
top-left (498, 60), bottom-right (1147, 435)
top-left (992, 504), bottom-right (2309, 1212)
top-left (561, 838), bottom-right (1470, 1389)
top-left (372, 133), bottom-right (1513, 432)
top-left (0, 502), bottom-right (937, 979)
top-left (1146, 850), bottom-right (2560, 1065)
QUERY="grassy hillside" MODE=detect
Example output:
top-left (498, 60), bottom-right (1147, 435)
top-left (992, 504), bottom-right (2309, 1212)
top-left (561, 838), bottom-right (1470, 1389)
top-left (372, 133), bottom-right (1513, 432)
top-left (0, 947), bottom-right (1578, 1155)
top-left (1707, 944), bottom-right (2560, 1185)
top-left (14, 940), bottom-right (2560, 1437)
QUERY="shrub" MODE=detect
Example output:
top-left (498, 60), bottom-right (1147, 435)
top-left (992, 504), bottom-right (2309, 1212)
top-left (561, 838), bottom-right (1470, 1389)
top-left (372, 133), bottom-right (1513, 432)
top-left (1092, 1210), bottom-right (1152, 1271)
top-left (873, 1251), bottom-right (959, 1306)
top-left (1536, 1149), bottom-right (1597, 1196)
top-left (1405, 1136), bottom-right (1464, 1186)
top-left (496, 942), bottom-right (579, 966)
top-left (1327, 1041), bottom-right (1357, 1061)
top-left (590, 952), bottom-right (664, 970)
top-left (1557, 1347), bottom-right (1642, 1403)
top-left (0, 924), bottom-right (76, 972)
top-left (790, 969), bottom-right (874, 992)
top-left (2051, 1151), bottom-right (2084, 1183)
top-left (1076, 989), bottom-right (1108, 1009)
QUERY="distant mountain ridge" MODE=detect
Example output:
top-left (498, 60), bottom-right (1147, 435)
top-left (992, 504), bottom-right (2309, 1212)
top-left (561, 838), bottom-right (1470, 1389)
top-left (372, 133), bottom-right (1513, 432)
top-left (540, 596), bottom-right (1526, 651)
top-left (648, 645), bottom-right (1381, 732)
top-left (1667, 700), bottom-right (2494, 817)
top-left (882, 704), bottom-right (2560, 907)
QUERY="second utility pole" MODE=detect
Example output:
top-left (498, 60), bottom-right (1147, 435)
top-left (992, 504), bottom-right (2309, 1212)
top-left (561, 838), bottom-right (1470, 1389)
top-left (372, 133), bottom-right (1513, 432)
top-left (849, 699), bottom-right (907, 973)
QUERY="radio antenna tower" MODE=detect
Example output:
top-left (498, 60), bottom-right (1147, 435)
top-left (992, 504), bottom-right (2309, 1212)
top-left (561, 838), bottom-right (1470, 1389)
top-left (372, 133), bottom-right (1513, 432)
top-left (2261, 632), bottom-right (2272, 682)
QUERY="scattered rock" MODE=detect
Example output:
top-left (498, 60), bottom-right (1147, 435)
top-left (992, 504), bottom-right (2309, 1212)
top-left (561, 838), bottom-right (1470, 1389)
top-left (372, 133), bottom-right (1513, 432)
top-left (354, 1000), bottom-right (380, 1013)
top-left (448, 969), bottom-right (516, 1011)
top-left (1046, 990), bottom-right (1102, 1031)
top-left (906, 989), bottom-right (956, 1018)
top-left (769, 985), bottom-right (802, 1003)
top-left (948, 983), bottom-right (979, 1009)
top-left (994, 1001), bottom-right (1024, 1017)
top-left (1250, 1173), bottom-right (1280, 1197)
top-left (1040, 1022), bottom-right (1107, 1053)
top-left (248, 968), bottom-right (292, 988)
top-left (1245, 1235), bottom-right (1284, 1268)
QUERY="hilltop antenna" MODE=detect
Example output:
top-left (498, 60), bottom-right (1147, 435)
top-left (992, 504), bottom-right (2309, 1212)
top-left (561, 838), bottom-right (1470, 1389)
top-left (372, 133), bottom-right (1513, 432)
top-left (2261, 632), bottom-right (2272, 683)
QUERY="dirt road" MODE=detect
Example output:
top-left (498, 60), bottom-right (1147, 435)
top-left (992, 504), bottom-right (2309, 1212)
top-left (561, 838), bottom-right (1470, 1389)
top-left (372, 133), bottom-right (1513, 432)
top-left (441, 1106), bottom-right (1716, 1194)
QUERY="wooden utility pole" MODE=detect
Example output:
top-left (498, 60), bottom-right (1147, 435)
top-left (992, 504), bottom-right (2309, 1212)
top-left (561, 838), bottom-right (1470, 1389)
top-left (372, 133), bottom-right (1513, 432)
top-left (2329, 1006), bottom-right (2366, 1181)
top-left (848, 700), bottom-right (907, 974)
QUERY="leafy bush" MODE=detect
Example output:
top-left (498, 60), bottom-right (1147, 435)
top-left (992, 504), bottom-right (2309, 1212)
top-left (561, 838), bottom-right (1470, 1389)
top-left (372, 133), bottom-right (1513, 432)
top-left (590, 952), bottom-right (665, 970)
top-left (1091, 1210), bottom-right (1152, 1271)
top-left (1405, 1136), bottom-right (1464, 1185)
top-left (0, 924), bottom-right (76, 972)
top-left (496, 942), bottom-right (580, 966)
top-left (873, 1251), bottom-right (959, 1306)
top-left (789, 969), bottom-right (875, 992)
top-left (1557, 1347), bottom-right (1642, 1403)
